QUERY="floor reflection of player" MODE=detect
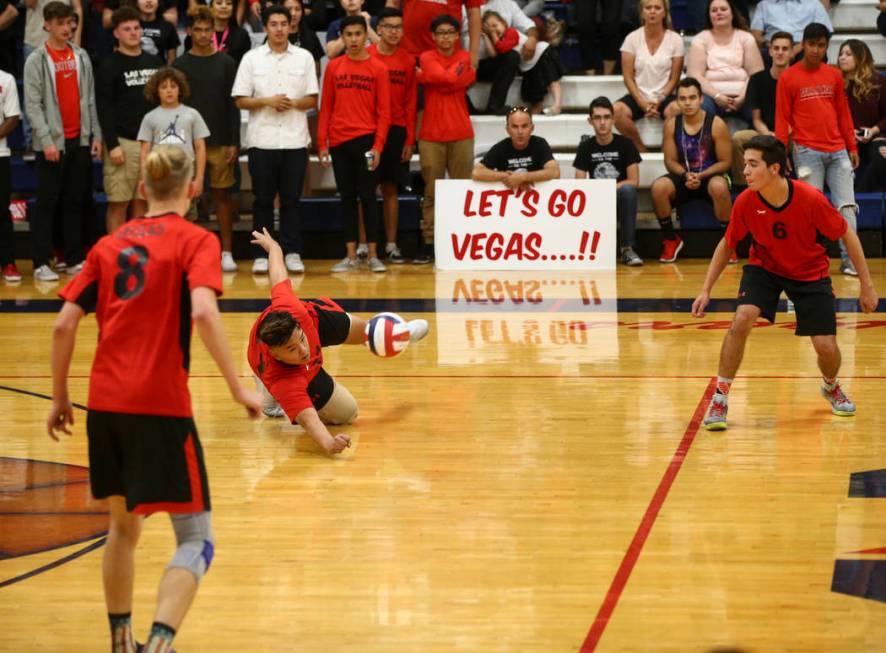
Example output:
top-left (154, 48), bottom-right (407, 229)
top-left (248, 228), bottom-right (430, 455)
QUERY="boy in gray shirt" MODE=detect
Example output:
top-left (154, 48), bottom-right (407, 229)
top-left (138, 67), bottom-right (209, 190)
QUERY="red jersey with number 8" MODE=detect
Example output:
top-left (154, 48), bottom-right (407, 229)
top-left (60, 213), bottom-right (222, 417)
top-left (725, 179), bottom-right (847, 281)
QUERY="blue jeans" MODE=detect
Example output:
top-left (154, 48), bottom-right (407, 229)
top-left (701, 94), bottom-right (753, 125)
top-left (793, 145), bottom-right (857, 263)
top-left (617, 184), bottom-right (638, 249)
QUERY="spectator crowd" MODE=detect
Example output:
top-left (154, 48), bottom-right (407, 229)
top-left (0, 0), bottom-right (883, 282)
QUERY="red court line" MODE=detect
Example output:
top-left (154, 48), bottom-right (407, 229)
top-left (579, 377), bottom-right (716, 652)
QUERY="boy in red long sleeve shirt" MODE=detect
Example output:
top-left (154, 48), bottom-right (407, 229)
top-left (775, 22), bottom-right (860, 276)
top-left (365, 7), bottom-right (416, 264)
top-left (317, 14), bottom-right (391, 272)
top-left (415, 13), bottom-right (475, 264)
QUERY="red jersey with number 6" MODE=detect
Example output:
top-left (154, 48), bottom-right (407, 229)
top-left (59, 213), bottom-right (222, 417)
top-left (725, 179), bottom-right (847, 281)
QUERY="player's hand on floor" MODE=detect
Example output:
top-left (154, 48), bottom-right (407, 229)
top-left (47, 401), bottom-right (74, 441)
top-left (234, 387), bottom-right (263, 420)
top-left (324, 434), bottom-right (352, 455)
top-left (691, 292), bottom-right (710, 318)
top-left (859, 285), bottom-right (879, 314)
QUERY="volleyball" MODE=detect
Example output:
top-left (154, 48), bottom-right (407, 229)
top-left (364, 312), bottom-right (411, 358)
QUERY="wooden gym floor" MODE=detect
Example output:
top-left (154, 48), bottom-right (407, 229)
top-left (1, 258), bottom-right (885, 652)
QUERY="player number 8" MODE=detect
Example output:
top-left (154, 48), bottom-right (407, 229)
top-left (114, 246), bottom-right (149, 300)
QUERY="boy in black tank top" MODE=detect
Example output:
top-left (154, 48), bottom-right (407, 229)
top-left (651, 77), bottom-right (734, 262)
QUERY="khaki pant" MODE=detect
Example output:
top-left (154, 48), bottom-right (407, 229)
top-left (418, 138), bottom-right (474, 245)
top-left (732, 129), bottom-right (758, 186)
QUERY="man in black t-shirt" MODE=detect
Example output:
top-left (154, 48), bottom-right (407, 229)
top-left (472, 107), bottom-right (560, 191)
top-left (573, 96), bottom-right (643, 266)
top-left (137, 0), bottom-right (179, 62)
top-left (731, 31), bottom-right (793, 185)
top-left (96, 6), bottom-right (163, 233)
top-left (174, 5), bottom-right (241, 273)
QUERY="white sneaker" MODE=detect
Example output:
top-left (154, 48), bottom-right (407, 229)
top-left (407, 319), bottom-right (429, 342)
top-left (221, 251), bottom-right (237, 272)
top-left (252, 257), bottom-right (269, 274)
top-left (34, 264), bottom-right (59, 281)
top-left (367, 257), bottom-right (387, 273)
top-left (284, 252), bottom-right (305, 274)
top-left (66, 261), bottom-right (84, 276)
top-left (263, 403), bottom-right (286, 418)
top-left (331, 257), bottom-right (358, 272)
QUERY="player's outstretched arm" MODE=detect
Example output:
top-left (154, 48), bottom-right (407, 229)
top-left (296, 407), bottom-right (351, 455)
top-left (191, 286), bottom-right (263, 419)
top-left (251, 228), bottom-right (288, 287)
top-left (691, 238), bottom-right (733, 318)
top-left (842, 229), bottom-right (879, 313)
top-left (47, 302), bottom-right (84, 441)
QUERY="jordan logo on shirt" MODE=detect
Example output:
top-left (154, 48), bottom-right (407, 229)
top-left (158, 115), bottom-right (186, 145)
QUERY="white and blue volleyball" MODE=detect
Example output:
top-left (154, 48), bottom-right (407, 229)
top-left (364, 312), bottom-right (411, 358)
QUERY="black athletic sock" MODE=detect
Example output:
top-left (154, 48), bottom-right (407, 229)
top-left (108, 612), bottom-right (137, 653)
top-left (657, 215), bottom-right (676, 239)
top-left (143, 622), bottom-right (177, 653)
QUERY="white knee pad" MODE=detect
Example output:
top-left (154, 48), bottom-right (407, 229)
top-left (168, 511), bottom-right (214, 582)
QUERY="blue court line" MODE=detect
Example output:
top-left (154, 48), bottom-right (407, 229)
top-left (0, 298), bottom-right (881, 313)
top-left (0, 536), bottom-right (107, 587)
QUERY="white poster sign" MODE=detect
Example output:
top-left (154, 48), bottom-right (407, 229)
top-left (434, 179), bottom-right (616, 270)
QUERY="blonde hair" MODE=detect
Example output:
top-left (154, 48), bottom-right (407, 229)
top-left (840, 39), bottom-right (879, 103)
top-left (639, 0), bottom-right (671, 30)
top-left (143, 145), bottom-right (193, 200)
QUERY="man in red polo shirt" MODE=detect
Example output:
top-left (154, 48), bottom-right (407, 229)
top-left (691, 135), bottom-right (878, 430)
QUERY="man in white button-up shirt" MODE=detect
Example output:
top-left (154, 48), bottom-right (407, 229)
top-left (232, 4), bottom-right (318, 275)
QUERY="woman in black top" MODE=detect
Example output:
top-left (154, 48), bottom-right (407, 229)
top-left (283, 0), bottom-right (323, 67)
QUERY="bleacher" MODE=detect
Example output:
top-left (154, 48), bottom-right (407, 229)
top-left (8, 0), bottom-right (886, 260)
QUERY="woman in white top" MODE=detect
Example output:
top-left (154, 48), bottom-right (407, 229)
top-left (686, 0), bottom-right (763, 122)
top-left (614, 0), bottom-right (684, 152)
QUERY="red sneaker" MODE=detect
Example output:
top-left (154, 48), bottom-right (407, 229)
top-left (2, 263), bottom-right (21, 282)
top-left (659, 236), bottom-right (684, 263)
top-left (728, 251), bottom-right (738, 264)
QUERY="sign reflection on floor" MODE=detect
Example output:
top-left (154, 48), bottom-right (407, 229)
top-left (434, 271), bottom-right (619, 366)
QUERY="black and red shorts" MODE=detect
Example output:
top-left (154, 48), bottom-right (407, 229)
top-left (86, 411), bottom-right (211, 515)
top-left (304, 297), bottom-right (351, 346)
top-left (737, 264), bottom-right (837, 336)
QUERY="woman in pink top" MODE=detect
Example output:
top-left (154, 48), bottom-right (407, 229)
top-left (614, 0), bottom-right (684, 152)
top-left (687, 0), bottom-right (763, 122)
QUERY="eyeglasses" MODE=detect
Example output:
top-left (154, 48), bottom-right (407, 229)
top-left (379, 23), bottom-right (403, 30)
top-left (508, 106), bottom-right (530, 114)
top-left (433, 29), bottom-right (458, 37)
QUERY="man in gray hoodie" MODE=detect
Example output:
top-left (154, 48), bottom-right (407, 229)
top-left (23, 1), bottom-right (101, 281)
